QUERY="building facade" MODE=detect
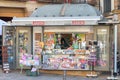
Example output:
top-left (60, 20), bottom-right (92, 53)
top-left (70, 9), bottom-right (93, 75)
top-left (3, 3), bottom-right (115, 76)
top-left (0, 0), bottom-right (99, 18)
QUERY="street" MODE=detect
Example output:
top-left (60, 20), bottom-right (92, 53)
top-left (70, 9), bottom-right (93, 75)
top-left (0, 70), bottom-right (120, 80)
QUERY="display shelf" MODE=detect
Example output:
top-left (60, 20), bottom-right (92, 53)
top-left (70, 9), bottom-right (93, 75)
top-left (44, 49), bottom-right (89, 55)
top-left (43, 53), bottom-right (89, 55)
top-left (42, 53), bottom-right (90, 70)
top-left (2, 46), bottom-right (10, 73)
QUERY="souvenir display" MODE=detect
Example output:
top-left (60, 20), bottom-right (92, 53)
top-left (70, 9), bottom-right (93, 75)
top-left (3, 28), bottom-right (15, 69)
top-left (18, 31), bottom-right (29, 54)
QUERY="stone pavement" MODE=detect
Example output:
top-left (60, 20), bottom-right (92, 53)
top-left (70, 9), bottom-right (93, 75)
top-left (0, 70), bottom-right (120, 80)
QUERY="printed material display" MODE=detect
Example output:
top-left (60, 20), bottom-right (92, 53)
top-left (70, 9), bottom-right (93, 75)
top-left (3, 27), bottom-right (15, 69)
top-left (42, 32), bottom-right (107, 70)
top-left (19, 54), bottom-right (40, 66)
top-left (43, 54), bottom-right (89, 70)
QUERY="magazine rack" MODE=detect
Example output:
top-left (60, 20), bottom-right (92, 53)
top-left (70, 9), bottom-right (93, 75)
top-left (86, 53), bottom-right (97, 78)
top-left (2, 46), bottom-right (10, 73)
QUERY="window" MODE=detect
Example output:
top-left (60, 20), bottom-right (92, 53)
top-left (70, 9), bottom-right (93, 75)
top-left (118, 0), bottom-right (120, 9)
top-left (100, 0), bottom-right (114, 13)
top-left (104, 0), bottom-right (111, 13)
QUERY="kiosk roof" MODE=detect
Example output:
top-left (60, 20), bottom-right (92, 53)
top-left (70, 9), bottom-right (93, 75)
top-left (30, 4), bottom-right (101, 17)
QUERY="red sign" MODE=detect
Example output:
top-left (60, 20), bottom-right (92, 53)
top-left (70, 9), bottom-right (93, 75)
top-left (72, 21), bottom-right (85, 25)
top-left (33, 21), bottom-right (45, 25)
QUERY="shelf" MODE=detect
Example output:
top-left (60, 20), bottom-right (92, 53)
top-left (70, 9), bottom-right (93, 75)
top-left (43, 53), bottom-right (90, 55)
top-left (42, 68), bottom-right (89, 71)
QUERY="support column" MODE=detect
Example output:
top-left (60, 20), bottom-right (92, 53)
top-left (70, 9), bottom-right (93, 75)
top-left (114, 24), bottom-right (117, 76)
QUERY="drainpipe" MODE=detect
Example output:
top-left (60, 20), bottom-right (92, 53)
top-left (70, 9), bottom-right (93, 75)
top-left (99, 0), bottom-right (100, 11)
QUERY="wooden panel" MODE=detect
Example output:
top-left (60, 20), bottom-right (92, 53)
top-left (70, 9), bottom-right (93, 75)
top-left (0, 7), bottom-right (25, 17)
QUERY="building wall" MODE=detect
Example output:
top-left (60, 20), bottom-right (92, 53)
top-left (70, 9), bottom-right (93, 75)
top-left (0, 0), bottom-right (99, 17)
top-left (114, 0), bottom-right (118, 9)
top-left (0, 0), bottom-right (47, 17)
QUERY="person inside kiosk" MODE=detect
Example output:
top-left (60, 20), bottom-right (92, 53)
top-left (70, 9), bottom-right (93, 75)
top-left (61, 35), bottom-right (71, 49)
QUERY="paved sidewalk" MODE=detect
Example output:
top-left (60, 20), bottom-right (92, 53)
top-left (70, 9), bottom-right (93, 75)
top-left (0, 70), bottom-right (120, 80)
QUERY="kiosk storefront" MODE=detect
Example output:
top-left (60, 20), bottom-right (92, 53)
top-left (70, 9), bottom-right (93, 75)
top-left (2, 4), bottom-right (114, 76)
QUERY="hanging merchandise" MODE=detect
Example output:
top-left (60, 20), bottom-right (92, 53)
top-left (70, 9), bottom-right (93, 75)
top-left (8, 56), bottom-right (14, 63)
top-left (72, 40), bottom-right (79, 49)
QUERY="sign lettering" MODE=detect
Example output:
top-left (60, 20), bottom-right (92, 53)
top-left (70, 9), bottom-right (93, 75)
top-left (33, 21), bottom-right (45, 25)
top-left (72, 21), bottom-right (85, 25)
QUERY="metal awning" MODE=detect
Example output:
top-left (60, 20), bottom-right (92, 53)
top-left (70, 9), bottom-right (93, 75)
top-left (12, 16), bottom-right (101, 26)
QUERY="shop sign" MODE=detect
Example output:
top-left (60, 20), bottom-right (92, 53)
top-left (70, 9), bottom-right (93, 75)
top-left (12, 19), bottom-right (98, 26)
top-left (33, 21), bottom-right (45, 25)
top-left (72, 20), bottom-right (85, 25)
top-left (32, 20), bottom-right (85, 25)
